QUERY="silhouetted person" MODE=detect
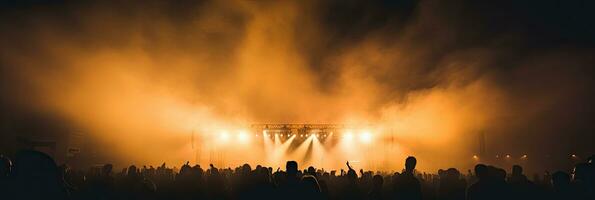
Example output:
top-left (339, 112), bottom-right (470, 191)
top-left (206, 164), bottom-right (227, 200)
top-left (307, 166), bottom-right (317, 177)
top-left (11, 150), bottom-right (69, 199)
top-left (551, 171), bottom-right (574, 200)
top-left (468, 164), bottom-right (511, 200)
top-left (301, 175), bottom-right (324, 200)
top-left (438, 168), bottom-right (466, 200)
top-left (507, 165), bottom-right (535, 200)
top-left (337, 161), bottom-right (364, 200)
top-left (393, 156), bottom-right (422, 200)
top-left (278, 161), bottom-right (304, 200)
top-left (286, 161), bottom-right (299, 183)
top-left (571, 163), bottom-right (594, 200)
top-left (174, 162), bottom-right (204, 200)
top-left (467, 164), bottom-right (489, 200)
top-left (368, 174), bottom-right (384, 200)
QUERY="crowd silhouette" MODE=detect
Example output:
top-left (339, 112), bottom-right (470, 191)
top-left (0, 150), bottom-right (593, 200)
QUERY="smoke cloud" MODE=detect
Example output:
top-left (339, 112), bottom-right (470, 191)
top-left (1, 0), bottom-right (594, 171)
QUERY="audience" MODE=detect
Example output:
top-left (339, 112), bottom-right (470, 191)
top-left (0, 150), bottom-right (593, 200)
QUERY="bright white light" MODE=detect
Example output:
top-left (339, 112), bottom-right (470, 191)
top-left (220, 131), bottom-right (230, 141)
top-left (238, 131), bottom-right (249, 142)
top-left (359, 131), bottom-right (372, 143)
top-left (344, 132), bottom-right (354, 141)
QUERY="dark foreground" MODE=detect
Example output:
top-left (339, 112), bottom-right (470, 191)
top-left (0, 150), bottom-right (593, 200)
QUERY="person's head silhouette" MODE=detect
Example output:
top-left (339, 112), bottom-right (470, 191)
top-left (241, 163), bottom-right (251, 176)
top-left (474, 164), bottom-right (488, 180)
top-left (405, 156), bottom-right (417, 173)
top-left (552, 171), bottom-right (570, 188)
top-left (286, 161), bottom-right (298, 177)
top-left (373, 174), bottom-right (383, 188)
top-left (128, 165), bottom-right (138, 177)
top-left (492, 166), bottom-right (506, 181)
top-left (307, 166), bottom-right (315, 176)
top-left (512, 165), bottom-right (523, 176)
top-left (301, 175), bottom-right (321, 193)
top-left (12, 150), bottom-right (67, 199)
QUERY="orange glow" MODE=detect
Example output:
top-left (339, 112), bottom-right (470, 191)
top-left (0, 0), bottom-right (511, 171)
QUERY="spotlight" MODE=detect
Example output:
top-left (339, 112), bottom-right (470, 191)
top-left (359, 131), bottom-right (372, 143)
top-left (521, 154), bottom-right (528, 159)
top-left (220, 131), bottom-right (230, 141)
top-left (300, 134), bottom-right (304, 137)
top-left (275, 133), bottom-right (279, 137)
top-left (473, 155), bottom-right (479, 159)
top-left (344, 132), bottom-right (354, 141)
top-left (506, 154), bottom-right (511, 158)
top-left (238, 131), bottom-right (248, 142)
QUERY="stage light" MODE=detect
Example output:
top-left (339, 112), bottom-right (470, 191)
top-left (521, 154), bottom-right (528, 159)
top-left (237, 131), bottom-right (249, 142)
top-left (359, 131), bottom-right (372, 143)
top-left (300, 134), bottom-right (304, 137)
top-left (473, 155), bottom-right (479, 159)
top-left (344, 132), bottom-right (354, 141)
top-left (505, 154), bottom-right (511, 158)
top-left (275, 133), bottom-right (279, 137)
top-left (220, 131), bottom-right (230, 141)
top-left (316, 134), bottom-right (320, 138)
top-left (571, 154), bottom-right (578, 158)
